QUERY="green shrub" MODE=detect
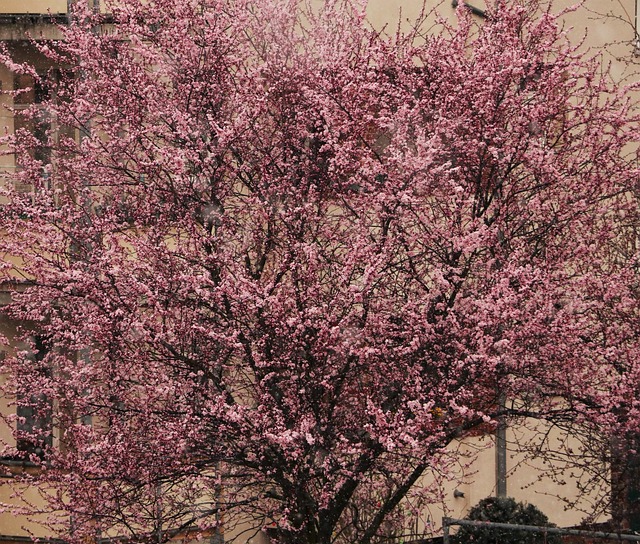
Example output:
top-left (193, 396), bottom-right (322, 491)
top-left (451, 497), bottom-right (561, 544)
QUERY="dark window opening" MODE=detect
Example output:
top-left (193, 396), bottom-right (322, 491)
top-left (16, 336), bottom-right (53, 459)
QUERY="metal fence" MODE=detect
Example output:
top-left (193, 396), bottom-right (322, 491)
top-left (442, 517), bottom-right (640, 544)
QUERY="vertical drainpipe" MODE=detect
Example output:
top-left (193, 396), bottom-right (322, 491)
top-left (635, 0), bottom-right (640, 55)
top-left (495, 393), bottom-right (507, 497)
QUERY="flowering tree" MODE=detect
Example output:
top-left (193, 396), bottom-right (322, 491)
top-left (0, 0), bottom-right (639, 542)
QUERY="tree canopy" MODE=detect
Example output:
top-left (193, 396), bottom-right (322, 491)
top-left (0, 0), bottom-right (639, 543)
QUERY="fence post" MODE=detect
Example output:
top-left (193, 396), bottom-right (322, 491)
top-left (443, 517), bottom-right (450, 544)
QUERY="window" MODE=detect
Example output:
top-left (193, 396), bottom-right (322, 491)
top-left (15, 336), bottom-right (53, 459)
top-left (13, 72), bottom-right (52, 187)
top-left (12, 69), bottom-right (75, 196)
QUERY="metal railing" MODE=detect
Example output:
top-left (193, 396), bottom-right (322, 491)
top-left (443, 517), bottom-right (640, 543)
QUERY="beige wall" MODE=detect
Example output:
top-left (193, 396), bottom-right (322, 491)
top-left (0, 481), bottom-right (54, 538)
top-left (0, 318), bottom-right (18, 454)
top-left (367, 0), bottom-right (432, 32)
top-left (0, 1), bottom-right (67, 14)
top-left (0, 63), bottom-right (14, 206)
top-left (412, 423), bottom-right (601, 538)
